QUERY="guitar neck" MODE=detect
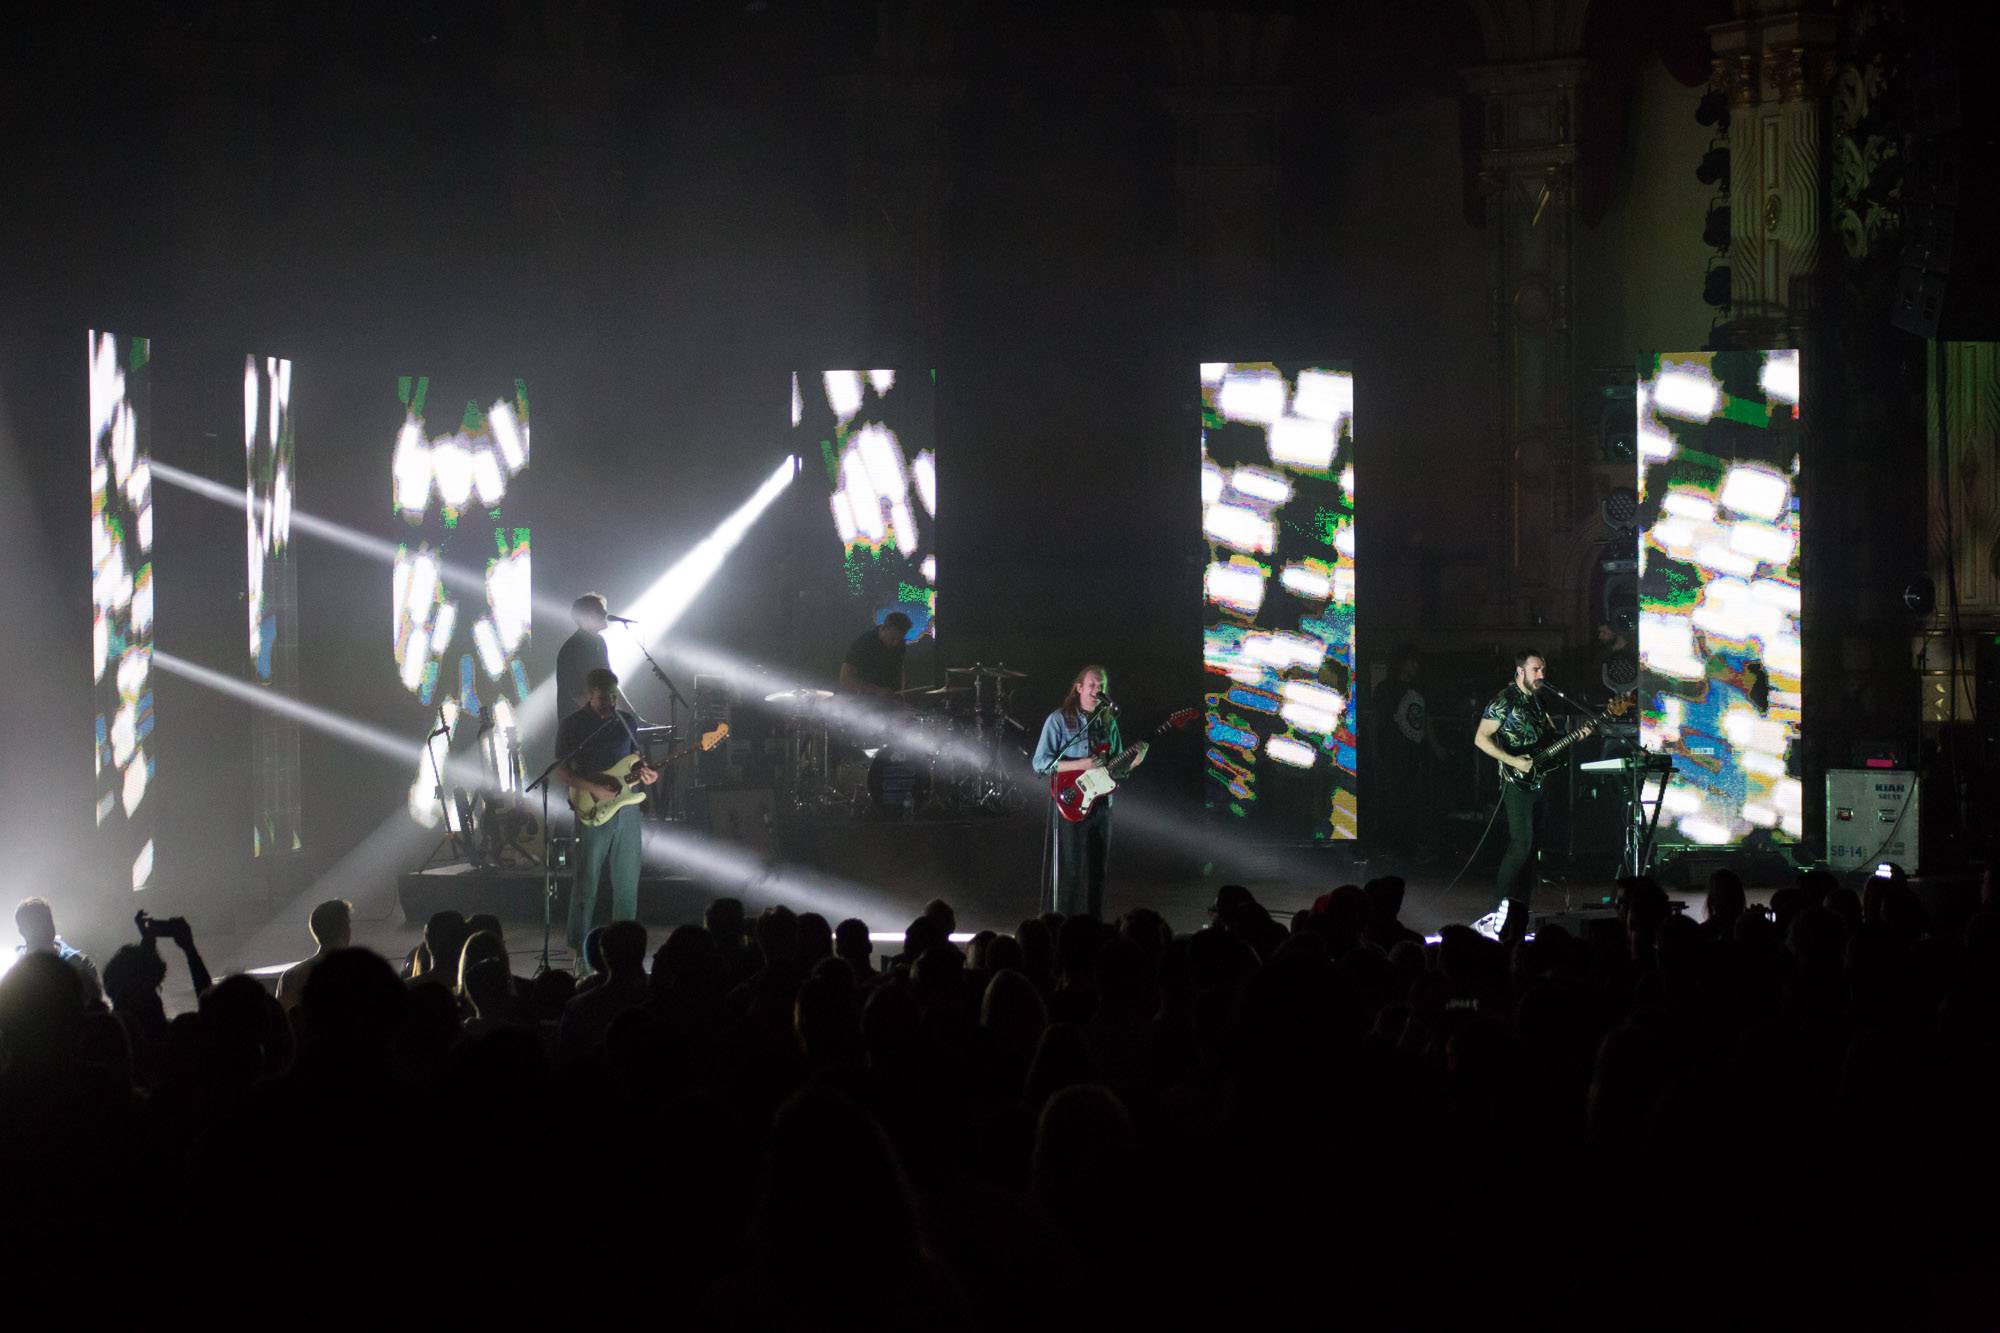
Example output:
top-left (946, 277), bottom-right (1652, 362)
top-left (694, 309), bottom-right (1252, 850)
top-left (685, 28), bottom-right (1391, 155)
top-left (1536, 713), bottom-right (1604, 765)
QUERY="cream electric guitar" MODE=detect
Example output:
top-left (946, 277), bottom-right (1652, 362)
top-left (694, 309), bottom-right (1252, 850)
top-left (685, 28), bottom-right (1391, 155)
top-left (569, 724), bottom-right (729, 827)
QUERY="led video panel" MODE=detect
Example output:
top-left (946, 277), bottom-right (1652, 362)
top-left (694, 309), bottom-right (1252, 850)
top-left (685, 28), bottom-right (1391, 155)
top-left (246, 356), bottom-right (302, 856)
top-left (89, 331), bottom-right (156, 890)
top-left (390, 376), bottom-right (532, 826)
top-left (793, 370), bottom-right (937, 654)
top-left (1200, 362), bottom-right (1357, 840)
top-left (1636, 349), bottom-right (1802, 846)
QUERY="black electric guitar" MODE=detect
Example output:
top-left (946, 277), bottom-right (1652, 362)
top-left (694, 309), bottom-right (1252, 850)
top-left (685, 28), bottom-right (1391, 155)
top-left (1496, 695), bottom-right (1635, 793)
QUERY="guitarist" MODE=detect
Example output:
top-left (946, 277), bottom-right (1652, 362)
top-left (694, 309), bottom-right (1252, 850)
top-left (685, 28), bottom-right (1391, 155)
top-left (556, 668), bottom-right (659, 969)
top-left (1470, 650), bottom-right (1578, 945)
top-left (1032, 665), bottom-right (1139, 918)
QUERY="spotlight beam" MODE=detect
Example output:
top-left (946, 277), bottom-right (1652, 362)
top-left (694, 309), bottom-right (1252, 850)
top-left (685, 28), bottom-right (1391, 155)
top-left (663, 641), bottom-right (1341, 893)
top-left (664, 639), bottom-right (1013, 778)
top-left (638, 821), bottom-right (895, 926)
top-left (153, 649), bottom-right (494, 790)
top-left (511, 454), bottom-right (801, 744)
top-left (151, 460), bottom-right (573, 621)
top-left (605, 456), bottom-right (801, 680)
top-left (295, 456), bottom-right (802, 921)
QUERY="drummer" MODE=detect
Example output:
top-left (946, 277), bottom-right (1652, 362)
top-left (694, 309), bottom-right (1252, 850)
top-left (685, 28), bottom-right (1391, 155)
top-left (839, 611), bottom-right (912, 699)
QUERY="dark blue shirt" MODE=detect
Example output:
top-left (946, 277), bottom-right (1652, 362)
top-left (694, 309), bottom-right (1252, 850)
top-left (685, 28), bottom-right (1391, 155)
top-left (557, 705), bottom-right (640, 779)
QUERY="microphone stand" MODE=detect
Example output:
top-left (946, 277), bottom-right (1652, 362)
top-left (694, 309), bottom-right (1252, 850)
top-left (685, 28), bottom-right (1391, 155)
top-left (525, 710), bottom-right (636, 976)
top-left (420, 701), bottom-right (464, 870)
top-left (1038, 703), bottom-right (1111, 916)
top-left (616, 621), bottom-right (690, 821)
top-left (1539, 681), bottom-right (1596, 897)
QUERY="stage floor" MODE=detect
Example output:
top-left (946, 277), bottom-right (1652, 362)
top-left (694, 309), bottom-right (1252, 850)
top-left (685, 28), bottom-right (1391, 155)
top-left (163, 790), bottom-right (1776, 1016)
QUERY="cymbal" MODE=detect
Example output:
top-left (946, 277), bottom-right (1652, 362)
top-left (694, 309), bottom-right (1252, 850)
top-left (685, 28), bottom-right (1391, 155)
top-left (915, 686), bottom-right (971, 697)
top-left (945, 663), bottom-right (1027, 679)
top-left (764, 688), bottom-right (834, 704)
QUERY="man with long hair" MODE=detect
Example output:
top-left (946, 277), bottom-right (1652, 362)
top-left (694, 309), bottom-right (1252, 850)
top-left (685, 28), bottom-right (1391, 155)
top-left (1032, 665), bottom-right (1130, 918)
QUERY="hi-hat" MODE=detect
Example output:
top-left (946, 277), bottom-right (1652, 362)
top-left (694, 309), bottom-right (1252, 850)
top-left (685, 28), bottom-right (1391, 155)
top-left (946, 663), bottom-right (1027, 679)
top-left (764, 688), bottom-right (834, 704)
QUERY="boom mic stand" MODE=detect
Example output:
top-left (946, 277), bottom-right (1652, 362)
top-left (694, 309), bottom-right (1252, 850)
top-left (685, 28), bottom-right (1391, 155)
top-left (1539, 680), bottom-right (1598, 904)
top-left (1039, 705), bottom-right (1108, 916)
top-left (616, 621), bottom-right (690, 821)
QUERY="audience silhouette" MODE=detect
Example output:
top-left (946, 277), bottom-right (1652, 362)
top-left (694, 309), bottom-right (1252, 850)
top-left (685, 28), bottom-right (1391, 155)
top-left (4, 871), bottom-right (1995, 1323)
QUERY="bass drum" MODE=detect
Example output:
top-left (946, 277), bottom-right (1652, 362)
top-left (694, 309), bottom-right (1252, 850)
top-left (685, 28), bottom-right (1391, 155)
top-left (867, 745), bottom-right (932, 816)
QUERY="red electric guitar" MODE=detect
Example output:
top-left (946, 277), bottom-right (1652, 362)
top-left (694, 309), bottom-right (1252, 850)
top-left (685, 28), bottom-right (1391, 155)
top-left (1050, 707), bottom-right (1201, 822)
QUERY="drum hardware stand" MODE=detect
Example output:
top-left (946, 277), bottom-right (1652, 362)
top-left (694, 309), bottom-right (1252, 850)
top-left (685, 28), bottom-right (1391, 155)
top-left (419, 699), bottom-right (471, 871)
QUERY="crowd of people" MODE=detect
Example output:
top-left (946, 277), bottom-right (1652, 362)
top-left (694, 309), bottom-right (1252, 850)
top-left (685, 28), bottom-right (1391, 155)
top-left (2, 869), bottom-right (1995, 1324)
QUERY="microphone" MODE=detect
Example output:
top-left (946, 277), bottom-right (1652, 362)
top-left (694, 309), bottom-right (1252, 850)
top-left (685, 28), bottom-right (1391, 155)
top-left (427, 724), bottom-right (450, 740)
top-left (605, 614), bottom-right (638, 624)
top-left (1094, 696), bottom-right (1119, 716)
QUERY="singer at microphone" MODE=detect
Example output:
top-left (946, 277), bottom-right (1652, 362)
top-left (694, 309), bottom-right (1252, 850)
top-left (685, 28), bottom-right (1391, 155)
top-left (1032, 663), bottom-right (1135, 921)
top-left (1469, 648), bottom-right (1561, 948)
top-left (558, 591), bottom-right (616, 711)
top-left (605, 614), bottom-right (638, 624)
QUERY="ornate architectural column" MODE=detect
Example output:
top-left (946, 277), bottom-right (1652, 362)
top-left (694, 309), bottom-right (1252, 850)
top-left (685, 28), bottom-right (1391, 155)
top-left (1462, 56), bottom-right (1586, 624)
top-left (1707, 4), bottom-right (1840, 342)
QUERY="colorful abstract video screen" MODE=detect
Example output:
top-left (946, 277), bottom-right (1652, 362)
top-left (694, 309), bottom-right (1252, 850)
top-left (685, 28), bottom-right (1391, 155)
top-left (246, 356), bottom-right (302, 856)
top-left (793, 370), bottom-right (938, 667)
top-left (90, 331), bottom-right (156, 890)
top-left (1636, 349), bottom-right (1802, 846)
top-left (390, 377), bottom-right (533, 826)
top-left (1200, 362), bottom-right (1357, 840)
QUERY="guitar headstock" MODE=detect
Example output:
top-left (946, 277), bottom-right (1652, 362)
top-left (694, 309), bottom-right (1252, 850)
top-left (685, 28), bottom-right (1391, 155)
top-left (1162, 707), bottom-right (1203, 731)
top-left (700, 724), bottom-right (730, 751)
top-left (1605, 693), bottom-right (1637, 718)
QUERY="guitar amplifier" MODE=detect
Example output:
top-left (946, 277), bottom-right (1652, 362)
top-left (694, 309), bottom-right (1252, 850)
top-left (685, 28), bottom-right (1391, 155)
top-left (694, 675), bottom-right (733, 785)
top-left (689, 786), bottom-right (776, 853)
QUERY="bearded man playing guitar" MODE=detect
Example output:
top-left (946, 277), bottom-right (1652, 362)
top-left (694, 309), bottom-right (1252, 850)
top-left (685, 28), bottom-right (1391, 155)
top-left (1033, 665), bottom-right (1142, 918)
top-left (556, 667), bottom-right (658, 970)
top-left (1471, 650), bottom-right (1593, 945)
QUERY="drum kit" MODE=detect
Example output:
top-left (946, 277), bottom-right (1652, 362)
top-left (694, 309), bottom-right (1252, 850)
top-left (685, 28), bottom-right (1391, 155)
top-left (763, 663), bottom-right (1033, 818)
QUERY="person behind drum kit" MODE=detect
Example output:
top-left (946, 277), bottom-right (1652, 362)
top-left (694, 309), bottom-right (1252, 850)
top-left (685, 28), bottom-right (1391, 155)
top-left (839, 611), bottom-right (912, 698)
top-left (1032, 665), bottom-right (1140, 919)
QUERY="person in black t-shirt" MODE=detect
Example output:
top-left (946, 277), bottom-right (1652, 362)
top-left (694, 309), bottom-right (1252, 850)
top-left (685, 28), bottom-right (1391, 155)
top-left (839, 612), bottom-right (911, 698)
top-left (556, 593), bottom-right (613, 713)
top-left (1471, 649), bottom-right (1590, 945)
top-left (1373, 644), bottom-right (1448, 860)
top-left (556, 667), bottom-right (657, 971)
